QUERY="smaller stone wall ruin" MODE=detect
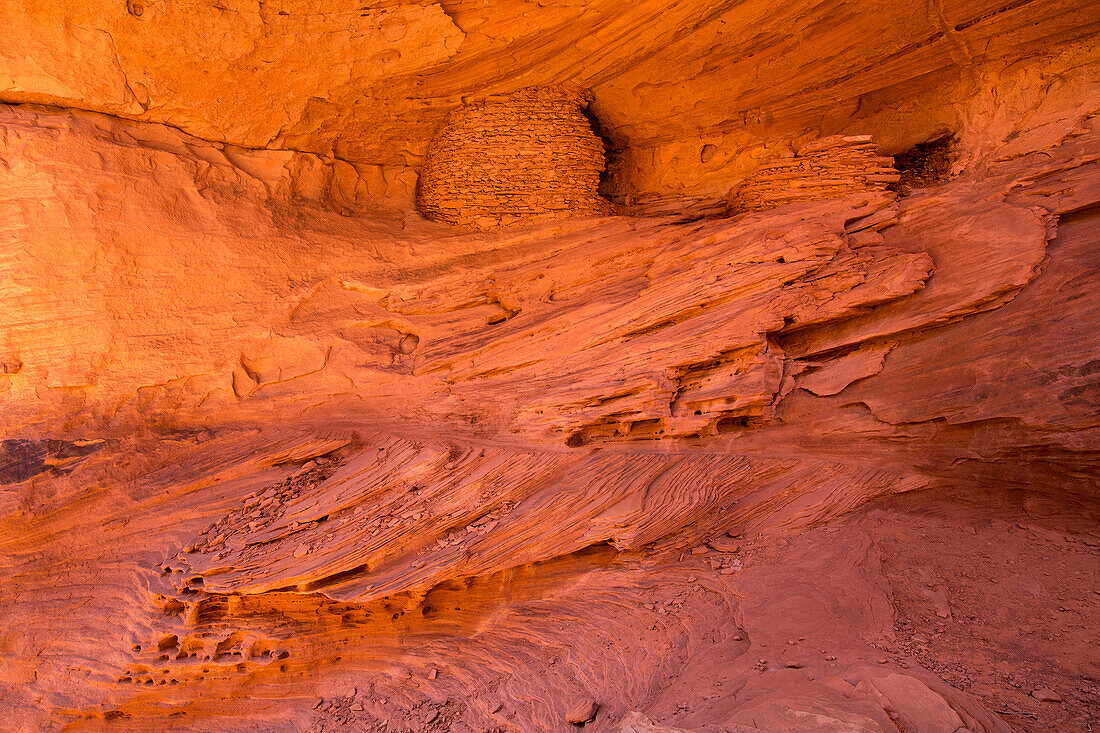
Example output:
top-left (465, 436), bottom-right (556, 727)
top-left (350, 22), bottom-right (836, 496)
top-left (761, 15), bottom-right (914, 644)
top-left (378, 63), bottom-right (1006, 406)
top-left (417, 87), bottom-right (612, 229)
top-left (729, 135), bottom-right (899, 212)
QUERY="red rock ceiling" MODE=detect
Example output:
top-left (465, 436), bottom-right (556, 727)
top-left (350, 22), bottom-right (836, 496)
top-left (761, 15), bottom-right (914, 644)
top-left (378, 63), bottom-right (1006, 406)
top-left (0, 1), bottom-right (1098, 732)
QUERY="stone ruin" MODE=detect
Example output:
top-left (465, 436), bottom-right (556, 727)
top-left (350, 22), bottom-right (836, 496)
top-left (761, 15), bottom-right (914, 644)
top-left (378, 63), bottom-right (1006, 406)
top-left (417, 86), bottom-right (613, 229)
top-left (729, 135), bottom-right (900, 212)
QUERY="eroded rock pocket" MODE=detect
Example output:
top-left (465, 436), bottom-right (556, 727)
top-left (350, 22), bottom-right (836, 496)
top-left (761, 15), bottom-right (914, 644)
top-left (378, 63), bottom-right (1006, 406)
top-left (889, 134), bottom-right (955, 195)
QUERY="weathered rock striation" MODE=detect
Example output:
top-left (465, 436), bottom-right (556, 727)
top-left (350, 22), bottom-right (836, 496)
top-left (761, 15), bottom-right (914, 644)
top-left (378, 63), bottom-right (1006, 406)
top-left (0, 3), bottom-right (1098, 733)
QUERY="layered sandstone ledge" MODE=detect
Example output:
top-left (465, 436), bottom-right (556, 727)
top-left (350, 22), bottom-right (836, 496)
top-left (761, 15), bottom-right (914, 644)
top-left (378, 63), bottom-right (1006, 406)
top-left (1, 93), bottom-right (1097, 730)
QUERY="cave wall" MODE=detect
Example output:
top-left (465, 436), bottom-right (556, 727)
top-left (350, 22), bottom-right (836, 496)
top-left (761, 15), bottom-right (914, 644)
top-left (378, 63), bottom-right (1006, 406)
top-left (3, 0), bottom-right (1097, 206)
top-left (2, 94), bottom-right (1096, 473)
top-left (1, 2), bottom-right (1099, 732)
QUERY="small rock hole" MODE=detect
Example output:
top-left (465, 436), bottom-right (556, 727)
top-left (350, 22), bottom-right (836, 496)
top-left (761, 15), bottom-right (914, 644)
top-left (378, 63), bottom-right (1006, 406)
top-left (889, 135), bottom-right (955, 195)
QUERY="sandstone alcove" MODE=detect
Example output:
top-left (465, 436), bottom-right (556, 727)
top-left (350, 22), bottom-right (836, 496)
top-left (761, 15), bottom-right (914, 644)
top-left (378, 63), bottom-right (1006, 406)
top-left (0, 1), bottom-right (1097, 732)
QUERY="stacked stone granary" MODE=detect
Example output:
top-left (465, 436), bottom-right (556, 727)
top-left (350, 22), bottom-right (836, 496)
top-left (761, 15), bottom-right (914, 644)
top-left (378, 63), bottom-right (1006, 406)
top-left (417, 86), bottom-right (612, 229)
top-left (729, 135), bottom-right (900, 212)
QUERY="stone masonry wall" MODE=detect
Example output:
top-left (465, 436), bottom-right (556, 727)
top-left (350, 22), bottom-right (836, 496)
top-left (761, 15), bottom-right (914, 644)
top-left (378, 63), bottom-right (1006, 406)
top-left (729, 135), bottom-right (899, 212)
top-left (417, 86), bottom-right (612, 229)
